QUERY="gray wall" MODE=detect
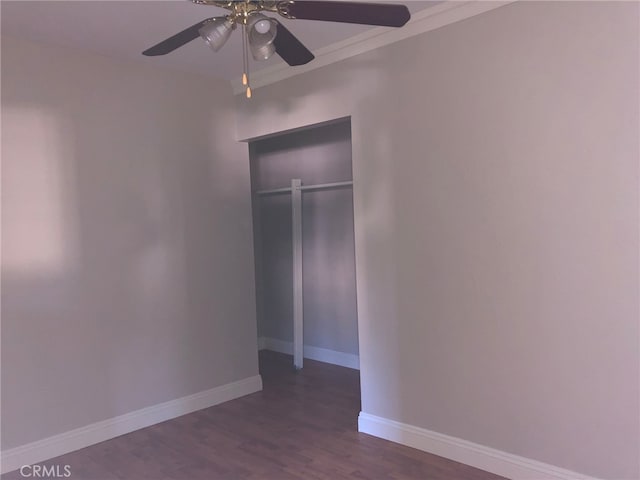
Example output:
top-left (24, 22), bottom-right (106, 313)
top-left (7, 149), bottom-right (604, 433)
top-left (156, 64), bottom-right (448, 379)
top-left (251, 121), bottom-right (359, 355)
top-left (235, 2), bottom-right (640, 479)
top-left (1, 36), bottom-right (258, 449)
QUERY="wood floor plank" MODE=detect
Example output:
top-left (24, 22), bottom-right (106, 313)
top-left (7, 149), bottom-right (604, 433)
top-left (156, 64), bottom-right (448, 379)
top-left (2, 351), bottom-right (508, 479)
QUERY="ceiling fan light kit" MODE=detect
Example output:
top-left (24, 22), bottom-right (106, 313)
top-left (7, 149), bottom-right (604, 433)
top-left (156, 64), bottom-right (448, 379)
top-left (143, 0), bottom-right (411, 98)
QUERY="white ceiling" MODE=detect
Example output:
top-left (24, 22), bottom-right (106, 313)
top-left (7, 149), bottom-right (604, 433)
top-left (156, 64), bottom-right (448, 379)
top-left (1, 1), bottom-right (440, 81)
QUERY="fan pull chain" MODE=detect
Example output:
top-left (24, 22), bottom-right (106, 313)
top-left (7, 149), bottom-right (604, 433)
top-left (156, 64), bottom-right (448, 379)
top-left (242, 24), bottom-right (251, 98)
top-left (241, 24), bottom-right (247, 86)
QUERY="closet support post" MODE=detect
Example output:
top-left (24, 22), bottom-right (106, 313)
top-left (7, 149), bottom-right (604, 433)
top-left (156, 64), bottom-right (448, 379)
top-left (291, 179), bottom-right (304, 370)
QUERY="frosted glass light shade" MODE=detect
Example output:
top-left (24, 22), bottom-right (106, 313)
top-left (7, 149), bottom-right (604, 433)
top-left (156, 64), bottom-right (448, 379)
top-left (248, 13), bottom-right (277, 61)
top-left (199, 17), bottom-right (234, 52)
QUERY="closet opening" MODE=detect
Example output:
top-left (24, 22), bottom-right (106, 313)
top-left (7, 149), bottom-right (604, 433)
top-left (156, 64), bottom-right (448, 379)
top-left (249, 118), bottom-right (359, 376)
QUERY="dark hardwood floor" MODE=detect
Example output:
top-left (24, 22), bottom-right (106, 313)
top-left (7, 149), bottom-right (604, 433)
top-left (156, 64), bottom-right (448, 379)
top-left (3, 351), bottom-right (507, 479)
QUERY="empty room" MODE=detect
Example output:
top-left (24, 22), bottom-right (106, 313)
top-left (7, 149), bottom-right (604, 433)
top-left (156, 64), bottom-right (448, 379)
top-left (1, 1), bottom-right (638, 479)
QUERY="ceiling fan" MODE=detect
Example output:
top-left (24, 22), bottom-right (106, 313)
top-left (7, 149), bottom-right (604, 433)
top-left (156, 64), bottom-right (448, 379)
top-left (143, 0), bottom-right (411, 97)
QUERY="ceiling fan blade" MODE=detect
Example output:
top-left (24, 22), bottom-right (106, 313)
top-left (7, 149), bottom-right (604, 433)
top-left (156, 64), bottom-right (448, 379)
top-left (273, 20), bottom-right (315, 66)
top-left (143, 18), bottom-right (213, 56)
top-left (284, 1), bottom-right (410, 27)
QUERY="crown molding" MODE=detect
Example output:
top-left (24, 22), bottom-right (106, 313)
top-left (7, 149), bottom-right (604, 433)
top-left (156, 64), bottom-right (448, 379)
top-left (231, 0), bottom-right (516, 95)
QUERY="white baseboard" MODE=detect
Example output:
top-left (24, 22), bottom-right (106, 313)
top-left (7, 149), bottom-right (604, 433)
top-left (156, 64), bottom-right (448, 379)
top-left (1, 375), bottom-right (263, 474)
top-left (258, 336), bottom-right (359, 370)
top-left (358, 412), bottom-right (601, 480)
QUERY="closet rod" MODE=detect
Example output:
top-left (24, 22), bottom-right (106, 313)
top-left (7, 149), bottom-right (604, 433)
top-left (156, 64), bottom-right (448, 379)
top-left (255, 186), bottom-right (292, 195)
top-left (256, 180), bottom-right (353, 196)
